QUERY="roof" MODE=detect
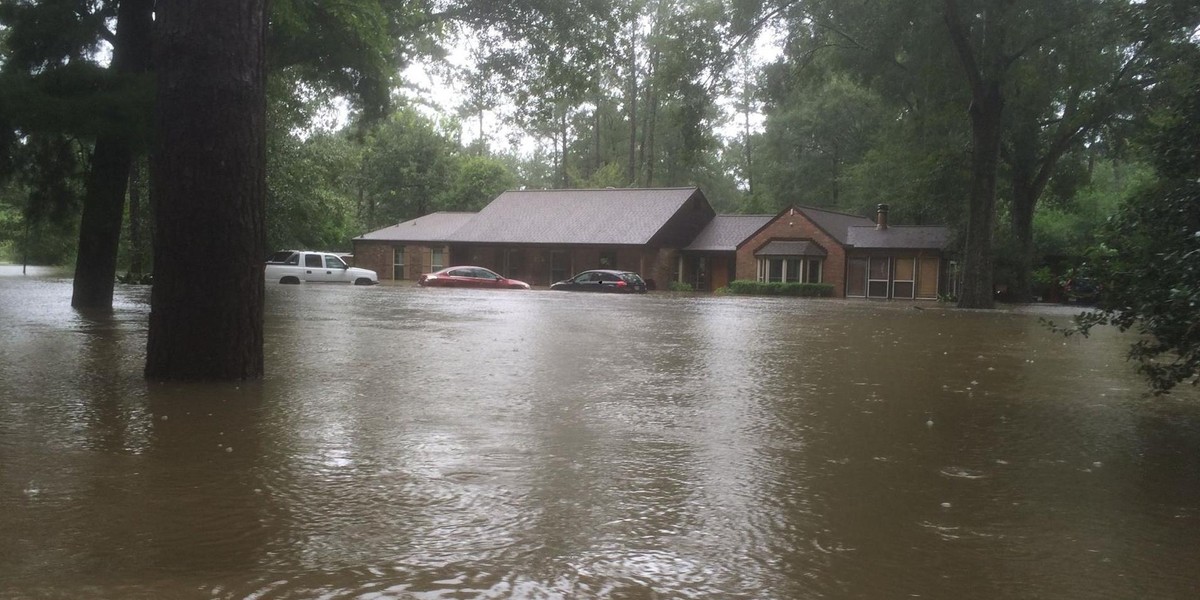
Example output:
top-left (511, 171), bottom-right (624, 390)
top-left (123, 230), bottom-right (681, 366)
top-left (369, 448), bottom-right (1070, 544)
top-left (755, 240), bottom-right (828, 257)
top-left (846, 226), bottom-right (951, 249)
top-left (446, 187), bottom-right (704, 245)
top-left (355, 212), bottom-right (475, 242)
top-left (684, 215), bottom-right (773, 251)
top-left (794, 206), bottom-right (876, 245)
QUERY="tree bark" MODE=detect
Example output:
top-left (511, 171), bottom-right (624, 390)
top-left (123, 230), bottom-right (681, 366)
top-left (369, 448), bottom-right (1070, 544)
top-left (944, 0), bottom-right (1003, 309)
top-left (70, 0), bottom-right (153, 309)
top-left (145, 0), bottom-right (267, 380)
top-left (127, 158), bottom-right (144, 277)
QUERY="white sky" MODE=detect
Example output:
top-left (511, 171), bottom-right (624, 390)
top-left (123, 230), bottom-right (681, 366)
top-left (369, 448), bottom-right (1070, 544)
top-left (386, 24), bottom-right (786, 157)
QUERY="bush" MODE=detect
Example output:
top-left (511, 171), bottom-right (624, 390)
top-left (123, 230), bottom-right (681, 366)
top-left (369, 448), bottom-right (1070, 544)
top-left (726, 280), bottom-right (834, 297)
top-left (668, 281), bottom-right (694, 292)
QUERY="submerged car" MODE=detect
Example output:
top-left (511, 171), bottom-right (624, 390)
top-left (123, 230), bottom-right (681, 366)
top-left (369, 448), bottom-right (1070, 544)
top-left (550, 269), bottom-right (648, 293)
top-left (417, 266), bottom-right (531, 289)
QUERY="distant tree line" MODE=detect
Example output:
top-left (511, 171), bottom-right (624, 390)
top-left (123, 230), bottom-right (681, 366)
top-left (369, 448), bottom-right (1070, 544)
top-left (0, 0), bottom-right (1196, 387)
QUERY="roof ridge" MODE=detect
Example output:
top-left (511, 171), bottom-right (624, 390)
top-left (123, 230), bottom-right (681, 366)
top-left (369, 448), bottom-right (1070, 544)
top-left (504, 186), bottom-right (698, 193)
top-left (794, 204), bottom-right (874, 220)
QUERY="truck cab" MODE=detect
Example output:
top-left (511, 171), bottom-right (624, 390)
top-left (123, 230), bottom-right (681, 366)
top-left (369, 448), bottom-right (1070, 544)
top-left (265, 250), bottom-right (379, 285)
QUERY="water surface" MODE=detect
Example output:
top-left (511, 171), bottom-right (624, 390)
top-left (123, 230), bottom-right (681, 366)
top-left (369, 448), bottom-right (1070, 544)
top-left (2, 270), bottom-right (1198, 599)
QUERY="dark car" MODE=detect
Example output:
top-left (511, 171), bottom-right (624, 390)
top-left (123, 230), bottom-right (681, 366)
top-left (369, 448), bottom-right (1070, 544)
top-left (418, 266), bottom-right (531, 289)
top-left (550, 269), bottom-right (648, 293)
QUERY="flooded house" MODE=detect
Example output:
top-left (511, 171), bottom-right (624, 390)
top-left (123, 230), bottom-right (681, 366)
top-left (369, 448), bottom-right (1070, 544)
top-left (352, 187), bottom-right (953, 298)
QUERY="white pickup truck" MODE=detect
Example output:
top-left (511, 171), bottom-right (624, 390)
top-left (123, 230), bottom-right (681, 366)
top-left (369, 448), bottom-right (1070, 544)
top-left (265, 250), bottom-right (379, 285)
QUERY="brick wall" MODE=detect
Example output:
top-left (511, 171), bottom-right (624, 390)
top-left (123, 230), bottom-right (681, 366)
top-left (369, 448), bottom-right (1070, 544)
top-left (353, 241), bottom-right (394, 280)
top-left (735, 209), bottom-right (849, 297)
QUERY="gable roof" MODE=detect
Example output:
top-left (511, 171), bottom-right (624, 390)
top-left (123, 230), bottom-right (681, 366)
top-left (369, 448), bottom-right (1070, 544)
top-left (795, 206), bottom-right (876, 245)
top-left (445, 187), bottom-right (706, 245)
top-left (847, 226), bottom-right (951, 249)
top-left (684, 214), bottom-right (773, 251)
top-left (354, 212), bottom-right (474, 242)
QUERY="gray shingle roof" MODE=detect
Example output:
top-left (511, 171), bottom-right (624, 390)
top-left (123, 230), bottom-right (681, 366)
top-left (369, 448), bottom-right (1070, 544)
top-left (754, 240), bottom-right (828, 257)
top-left (355, 212), bottom-right (475, 242)
top-left (795, 206), bottom-right (876, 245)
top-left (446, 187), bottom-right (703, 245)
top-left (846, 226), bottom-right (951, 249)
top-left (684, 215), bottom-right (773, 251)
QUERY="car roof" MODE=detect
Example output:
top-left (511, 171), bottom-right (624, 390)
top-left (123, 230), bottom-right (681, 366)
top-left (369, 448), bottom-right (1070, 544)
top-left (579, 269), bottom-right (640, 275)
top-left (439, 265), bottom-right (496, 272)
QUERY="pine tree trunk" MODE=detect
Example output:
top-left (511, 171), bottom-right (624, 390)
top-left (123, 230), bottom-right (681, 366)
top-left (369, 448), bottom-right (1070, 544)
top-left (145, 0), bottom-right (267, 380)
top-left (70, 0), bottom-right (153, 309)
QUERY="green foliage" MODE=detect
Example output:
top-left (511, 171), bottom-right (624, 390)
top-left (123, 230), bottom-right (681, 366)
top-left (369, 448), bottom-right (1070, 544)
top-left (439, 155), bottom-right (516, 211)
top-left (1056, 43), bottom-right (1200, 393)
top-left (266, 128), bottom-right (363, 252)
top-left (667, 281), bottom-right (694, 292)
top-left (726, 280), bottom-right (834, 297)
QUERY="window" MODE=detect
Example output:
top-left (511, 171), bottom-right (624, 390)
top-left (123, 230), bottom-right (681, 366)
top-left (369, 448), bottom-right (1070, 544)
top-left (504, 248), bottom-right (521, 278)
top-left (807, 259), bottom-right (823, 283)
top-left (325, 255), bottom-right (347, 269)
top-left (550, 251), bottom-right (569, 283)
top-left (304, 254), bottom-right (322, 268)
top-left (599, 250), bottom-right (617, 269)
top-left (786, 259), bottom-right (802, 282)
top-left (431, 248), bottom-right (444, 272)
top-left (284, 253), bottom-right (300, 266)
top-left (892, 257), bottom-right (915, 299)
top-left (868, 256), bottom-right (890, 298)
top-left (757, 257), bottom-right (825, 284)
top-left (393, 247), bottom-right (405, 280)
top-left (768, 258), bottom-right (784, 282)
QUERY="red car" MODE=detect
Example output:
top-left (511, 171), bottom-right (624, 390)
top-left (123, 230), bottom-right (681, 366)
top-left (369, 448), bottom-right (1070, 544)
top-left (417, 266), bottom-right (531, 289)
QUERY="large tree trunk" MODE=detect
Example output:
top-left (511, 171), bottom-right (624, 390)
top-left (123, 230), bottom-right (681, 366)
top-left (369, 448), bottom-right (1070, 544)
top-left (944, 0), bottom-right (1003, 309)
top-left (70, 0), bottom-right (153, 309)
top-left (956, 87), bottom-right (1003, 309)
top-left (145, 0), bottom-right (267, 380)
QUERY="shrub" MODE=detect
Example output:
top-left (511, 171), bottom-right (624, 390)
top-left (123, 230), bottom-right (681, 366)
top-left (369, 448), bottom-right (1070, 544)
top-left (668, 281), bottom-right (694, 292)
top-left (726, 280), bottom-right (834, 297)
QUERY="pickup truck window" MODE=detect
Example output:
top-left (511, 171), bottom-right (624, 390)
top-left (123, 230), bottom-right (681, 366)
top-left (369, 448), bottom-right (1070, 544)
top-left (324, 255), bottom-right (347, 269)
top-left (304, 254), bottom-right (322, 268)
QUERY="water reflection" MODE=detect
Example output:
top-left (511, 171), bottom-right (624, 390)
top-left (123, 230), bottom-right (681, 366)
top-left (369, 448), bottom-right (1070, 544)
top-left (1, 274), bottom-right (1199, 598)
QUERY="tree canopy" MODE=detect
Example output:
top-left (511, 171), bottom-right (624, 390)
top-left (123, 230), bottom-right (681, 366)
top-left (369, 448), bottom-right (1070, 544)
top-left (1, 0), bottom-right (1198, 387)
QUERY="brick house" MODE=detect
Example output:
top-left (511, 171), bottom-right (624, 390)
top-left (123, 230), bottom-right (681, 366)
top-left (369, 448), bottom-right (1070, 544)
top-left (352, 187), bottom-right (714, 287)
top-left (352, 188), bottom-right (952, 298)
top-left (720, 204), bottom-right (950, 298)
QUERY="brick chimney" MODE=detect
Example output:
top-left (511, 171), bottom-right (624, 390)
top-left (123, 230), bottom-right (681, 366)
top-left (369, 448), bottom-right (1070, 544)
top-left (876, 204), bottom-right (889, 230)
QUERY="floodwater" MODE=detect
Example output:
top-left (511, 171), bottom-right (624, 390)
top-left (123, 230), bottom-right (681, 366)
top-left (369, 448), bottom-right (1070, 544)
top-left (2, 267), bottom-right (1199, 599)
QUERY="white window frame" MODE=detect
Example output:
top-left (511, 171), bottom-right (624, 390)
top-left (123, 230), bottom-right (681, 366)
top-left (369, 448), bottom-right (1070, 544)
top-left (757, 257), bottom-right (824, 283)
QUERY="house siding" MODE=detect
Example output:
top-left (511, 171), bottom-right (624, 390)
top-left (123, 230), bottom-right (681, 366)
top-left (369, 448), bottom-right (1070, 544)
top-left (735, 210), bottom-right (849, 297)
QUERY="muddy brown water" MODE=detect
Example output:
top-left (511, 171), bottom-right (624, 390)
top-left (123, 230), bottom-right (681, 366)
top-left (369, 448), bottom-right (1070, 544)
top-left (2, 267), bottom-right (1199, 599)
